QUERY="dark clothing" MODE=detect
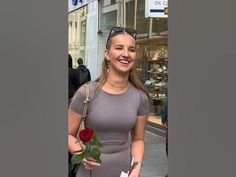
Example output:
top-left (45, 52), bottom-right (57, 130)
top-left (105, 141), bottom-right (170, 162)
top-left (160, 100), bottom-right (168, 155)
top-left (69, 68), bottom-right (77, 101)
top-left (165, 127), bottom-right (168, 156)
top-left (75, 65), bottom-right (91, 89)
top-left (161, 100), bottom-right (168, 125)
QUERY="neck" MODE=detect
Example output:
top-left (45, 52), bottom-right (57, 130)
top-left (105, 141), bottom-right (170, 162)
top-left (106, 79), bottom-right (129, 89)
top-left (103, 68), bottom-right (131, 92)
top-left (105, 74), bottom-right (129, 91)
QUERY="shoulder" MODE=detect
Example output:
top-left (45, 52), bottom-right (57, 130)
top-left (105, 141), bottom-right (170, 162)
top-left (69, 68), bottom-right (75, 72)
top-left (76, 81), bottom-right (96, 91)
top-left (139, 90), bottom-right (149, 106)
top-left (129, 84), bottom-right (150, 115)
top-left (79, 81), bottom-right (98, 98)
top-left (129, 83), bottom-right (149, 98)
top-left (75, 67), bottom-right (81, 72)
top-left (85, 81), bottom-right (98, 89)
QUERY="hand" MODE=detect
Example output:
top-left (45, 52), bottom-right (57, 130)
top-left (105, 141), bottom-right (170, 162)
top-left (162, 122), bottom-right (168, 128)
top-left (128, 165), bottom-right (141, 177)
top-left (82, 157), bottom-right (101, 170)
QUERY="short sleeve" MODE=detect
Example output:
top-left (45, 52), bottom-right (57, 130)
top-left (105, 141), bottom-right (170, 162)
top-left (69, 85), bottom-right (86, 115)
top-left (137, 91), bottom-right (150, 116)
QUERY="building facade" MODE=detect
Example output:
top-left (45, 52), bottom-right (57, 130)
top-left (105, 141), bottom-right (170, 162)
top-left (68, 0), bottom-right (168, 126)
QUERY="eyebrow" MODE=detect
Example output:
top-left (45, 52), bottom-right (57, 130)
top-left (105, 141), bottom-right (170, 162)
top-left (113, 44), bottom-right (136, 48)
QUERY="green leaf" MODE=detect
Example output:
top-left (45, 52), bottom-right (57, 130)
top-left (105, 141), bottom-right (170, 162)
top-left (90, 141), bottom-right (97, 146)
top-left (89, 139), bottom-right (102, 147)
top-left (92, 135), bottom-right (97, 141)
top-left (89, 146), bottom-right (101, 161)
top-left (71, 152), bottom-right (87, 165)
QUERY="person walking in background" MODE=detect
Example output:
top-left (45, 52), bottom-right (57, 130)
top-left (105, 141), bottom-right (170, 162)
top-left (68, 54), bottom-right (77, 104)
top-left (75, 58), bottom-right (91, 89)
top-left (68, 27), bottom-right (149, 177)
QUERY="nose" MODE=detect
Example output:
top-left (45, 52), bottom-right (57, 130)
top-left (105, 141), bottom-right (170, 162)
top-left (122, 48), bottom-right (129, 57)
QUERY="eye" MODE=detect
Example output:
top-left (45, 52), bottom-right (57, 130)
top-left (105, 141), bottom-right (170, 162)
top-left (129, 48), bottom-right (136, 52)
top-left (115, 47), bottom-right (123, 50)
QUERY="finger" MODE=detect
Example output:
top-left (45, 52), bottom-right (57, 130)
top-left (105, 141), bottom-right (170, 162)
top-left (86, 160), bottom-right (101, 167)
top-left (84, 158), bottom-right (101, 167)
top-left (82, 161), bottom-right (93, 170)
top-left (84, 164), bottom-right (93, 170)
top-left (86, 157), bottom-right (97, 162)
top-left (82, 159), bottom-right (89, 167)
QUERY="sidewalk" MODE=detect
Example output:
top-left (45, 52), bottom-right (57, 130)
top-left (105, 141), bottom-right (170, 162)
top-left (141, 131), bottom-right (168, 177)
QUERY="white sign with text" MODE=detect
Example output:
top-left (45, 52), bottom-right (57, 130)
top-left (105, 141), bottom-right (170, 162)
top-left (145, 0), bottom-right (168, 18)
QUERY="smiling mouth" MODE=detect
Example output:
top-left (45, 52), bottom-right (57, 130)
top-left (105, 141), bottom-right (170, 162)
top-left (118, 59), bottom-right (131, 64)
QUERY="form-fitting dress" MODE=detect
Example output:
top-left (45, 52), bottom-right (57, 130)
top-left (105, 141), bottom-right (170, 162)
top-left (70, 82), bottom-right (149, 177)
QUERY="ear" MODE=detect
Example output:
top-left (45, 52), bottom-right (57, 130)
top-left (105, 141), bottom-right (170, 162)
top-left (104, 49), bottom-right (109, 60)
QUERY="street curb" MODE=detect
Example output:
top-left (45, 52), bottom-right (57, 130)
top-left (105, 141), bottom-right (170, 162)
top-left (147, 122), bottom-right (167, 137)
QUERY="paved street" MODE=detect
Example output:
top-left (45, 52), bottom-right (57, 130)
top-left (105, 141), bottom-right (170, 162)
top-left (141, 131), bottom-right (168, 177)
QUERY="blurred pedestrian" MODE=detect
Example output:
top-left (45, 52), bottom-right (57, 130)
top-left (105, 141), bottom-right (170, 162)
top-left (68, 54), bottom-right (77, 105)
top-left (75, 58), bottom-right (91, 89)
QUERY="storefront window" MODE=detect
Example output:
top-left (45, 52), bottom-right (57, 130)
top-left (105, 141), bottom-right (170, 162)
top-left (136, 37), bottom-right (168, 125)
top-left (126, 0), bottom-right (168, 126)
top-left (152, 18), bottom-right (168, 36)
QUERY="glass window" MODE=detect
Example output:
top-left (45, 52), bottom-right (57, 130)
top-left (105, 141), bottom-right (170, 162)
top-left (152, 18), bottom-right (168, 36)
top-left (78, 6), bottom-right (88, 60)
top-left (111, 0), bottom-right (116, 5)
top-left (136, 37), bottom-right (168, 126)
top-left (80, 20), bottom-right (86, 47)
top-left (136, 0), bottom-right (149, 37)
top-left (125, 0), bottom-right (135, 28)
top-left (100, 10), bottom-right (117, 30)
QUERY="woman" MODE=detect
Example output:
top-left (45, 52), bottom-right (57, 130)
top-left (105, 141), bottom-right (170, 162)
top-left (68, 27), bottom-right (149, 177)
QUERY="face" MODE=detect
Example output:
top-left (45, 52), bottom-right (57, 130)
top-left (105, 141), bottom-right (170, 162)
top-left (105, 33), bottom-right (136, 74)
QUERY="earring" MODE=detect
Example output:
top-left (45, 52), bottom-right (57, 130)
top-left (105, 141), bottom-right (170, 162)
top-left (106, 60), bottom-right (110, 73)
top-left (129, 69), bottom-right (133, 78)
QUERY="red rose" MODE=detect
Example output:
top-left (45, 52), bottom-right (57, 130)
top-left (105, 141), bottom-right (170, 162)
top-left (79, 128), bottom-right (94, 142)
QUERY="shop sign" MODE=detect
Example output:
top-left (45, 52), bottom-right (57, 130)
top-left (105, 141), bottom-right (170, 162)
top-left (68, 0), bottom-right (95, 12)
top-left (145, 0), bottom-right (168, 18)
top-left (71, 0), bottom-right (83, 6)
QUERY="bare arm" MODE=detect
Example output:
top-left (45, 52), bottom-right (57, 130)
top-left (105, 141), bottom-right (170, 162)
top-left (68, 109), bottom-right (83, 154)
top-left (129, 115), bottom-right (148, 177)
top-left (68, 109), bottom-right (101, 169)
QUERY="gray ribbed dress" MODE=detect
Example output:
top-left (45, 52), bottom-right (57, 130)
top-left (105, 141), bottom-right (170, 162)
top-left (70, 82), bottom-right (149, 177)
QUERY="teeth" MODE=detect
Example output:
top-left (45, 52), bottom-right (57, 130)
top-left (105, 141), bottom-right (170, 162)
top-left (119, 60), bottom-right (129, 64)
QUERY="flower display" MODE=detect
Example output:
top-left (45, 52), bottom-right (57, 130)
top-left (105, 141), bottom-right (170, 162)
top-left (71, 128), bottom-right (102, 165)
